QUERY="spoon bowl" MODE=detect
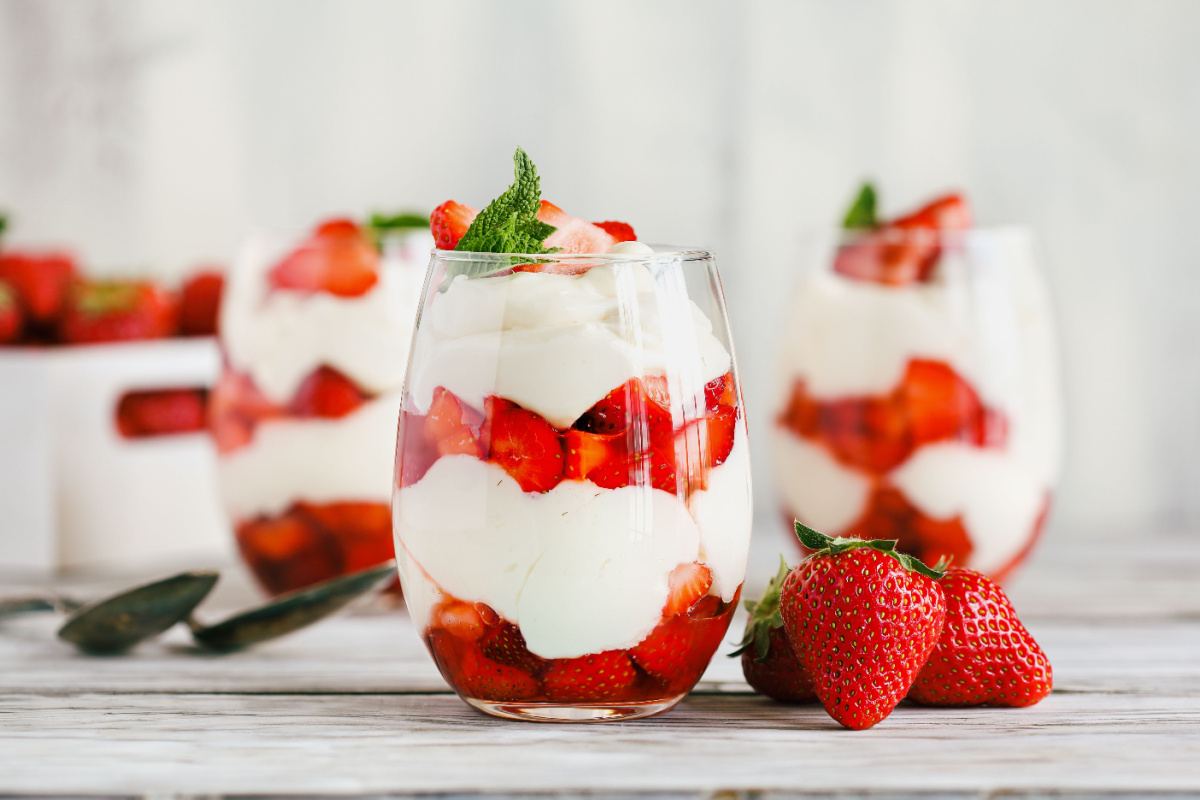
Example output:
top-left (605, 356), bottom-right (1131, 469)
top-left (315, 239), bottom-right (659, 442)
top-left (189, 560), bottom-right (396, 650)
top-left (57, 571), bottom-right (219, 653)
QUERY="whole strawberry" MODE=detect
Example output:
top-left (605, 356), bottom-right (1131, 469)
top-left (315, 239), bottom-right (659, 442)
top-left (731, 555), bottom-right (816, 703)
top-left (908, 567), bottom-right (1052, 707)
top-left (781, 521), bottom-right (947, 730)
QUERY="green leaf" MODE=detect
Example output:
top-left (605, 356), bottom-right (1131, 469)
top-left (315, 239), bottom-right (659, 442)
top-left (842, 182), bottom-right (878, 229)
top-left (729, 554), bottom-right (793, 661)
top-left (794, 520), bottom-right (831, 551)
top-left (369, 211), bottom-right (430, 233)
top-left (0, 213), bottom-right (7, 240)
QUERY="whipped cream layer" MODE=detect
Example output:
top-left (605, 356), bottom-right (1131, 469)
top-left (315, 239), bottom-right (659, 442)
top-left (218, 392), bottom-right (402, 519)
top-left (771, 434), bottom-right (872, 533)
top-left (222, 231), bottom-right (431, 403)
top-left (395, 448), bottom-right (752, 660)
top-left (408, 263), bottom-right (732, 428)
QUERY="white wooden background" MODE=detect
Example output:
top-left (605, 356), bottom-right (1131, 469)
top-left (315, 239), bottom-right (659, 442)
top-left (3, 521), bottom-right (1199, 796)
top-left (3, 0), bottom-right (1200, 537)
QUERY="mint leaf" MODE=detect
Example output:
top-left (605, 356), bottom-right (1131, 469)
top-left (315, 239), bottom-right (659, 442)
top-left (842, 182), bottom-right (878, 229)
top-left (0, 213), bottom-right (7, 240)
top-left (369, 211), bottom-right (429, 233)
top-left (455, 148), bottom-right (557, 255)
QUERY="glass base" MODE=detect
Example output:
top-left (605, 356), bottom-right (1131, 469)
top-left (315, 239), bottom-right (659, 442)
top-left (464, 695), bottom-right (685, 723)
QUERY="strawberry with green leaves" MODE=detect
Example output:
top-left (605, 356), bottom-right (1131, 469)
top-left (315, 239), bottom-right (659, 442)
top-left (781, 521), bottom-right (947, 730)
top-left (59, 280), bottom-right (179, 344)
top-left (732, 556), bottom-right (817, 704)
top-left (908, 567), bottom-right (1052, 707)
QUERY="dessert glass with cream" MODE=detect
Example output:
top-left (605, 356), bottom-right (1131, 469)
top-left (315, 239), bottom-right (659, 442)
top-left (772, 191), bottom-right (1061, 582)
top-left (213, 218), bottom-right (430, 596)
top-left (394, 241), bottom-right (752, 722)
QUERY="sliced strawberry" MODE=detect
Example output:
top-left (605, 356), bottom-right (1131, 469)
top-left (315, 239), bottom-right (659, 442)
top-left (834, 191), bottom-right (972, 286)
top-left (457, 644), bottom-right (542, 702)
top-left (115, 389), bottom-right (208, 438)
top-left (663, 562), bottom-right (713, 617)
top-left (0, 280), bottom-right (23, 343)
top-left (209, 370), bottom-right (284, 454)
top-left (294, 501), bottom-right (394, 573)
top-left (430, 200), bottom-right (479, 250)
top-left (290, 366), bottom-right (368, 419)
top-left (630, 617), bottom-right (694, 681)
top-left (893, 192), bottom-right (972, 231)
top-left (268, 218), bottom-right (378, 297)
top-left (575, 378), bottom-right (673, 444)
top-left (483, 397), bottom-right (564, 493)
top-left (396, 408), bottom-right (439, 488)
top-left (59, 281), bottom-right (179, 344)
top-left (593, 220), bottom-right (636, 242)
top-left (235, 511), bottom-right (342, 596)
top-left (538, 201), bottom-right (618, 255)
top-left (902, 359), bottom-right (982, 447)
top-left (563, 429), bottom-right (625, 482)
top-left (480, 622), bottom-right (547, 675)
top-left (0, 250), bottom-right (76, 327)
top-left (703, 371), bottom-right (737, 412)
top-left (542, 650), bottom-right (637, 702)
top-left (841, 486), bottom-right (974, 571)
top-left (426, 387), bottom-right (483, 457)
top-left (432, 599), bottom-right (487, 643)
top-left (179, 270), bottom-right (224, 337)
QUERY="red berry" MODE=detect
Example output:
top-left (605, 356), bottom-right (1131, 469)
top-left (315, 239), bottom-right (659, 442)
top-left (293, 501), bottom-right (395, 574)
top-left (538, 201), bottom-right (618, 255)
top-left (593, 220), bottom-right (637, 242)
top-left (780, 522), bottom-right (947, 730)
top-left (59, 280), bottom-right (179, 344)
top-left (0, 281), bottom-right (24, 343)
top-left (268, 218), bottom-right (378, 298)
top-left (542, 650), bottom-right (637, 702)
top-left (483, 397), bottom-right (564, 493)
top-left (479, 621), bottom-right (547, 676)
top-left (208, 370), bottom-right (284, 455)
top-left (426, 386), bottom-right (483, 457)
top-left (290, 366), bottom-right (368, 419)
top-left (563, 428), bottom-right (625, 482)
top-left (663, 562), bottom-right (713, 617)
top-left (235, 509), bottom-right (343, 595)
top-left (733, 557), bottom-right (818, 704)
top-left (115, 389), bottom-right (208, 438)
top-left (908, 567), bottom-right (1051, 707)
top-left (834, 192), bottom-right (972, 286)
top-left (430, 201), bottom-right (479, 250)
top-left (179, 270), bottom-right (224, 337)
top-left (396, 408), bottom-right (439, 488)
top-left (0, 250), bottom-right (76, 327)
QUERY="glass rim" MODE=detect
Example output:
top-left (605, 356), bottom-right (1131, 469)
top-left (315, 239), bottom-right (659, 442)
top-left (430, 244), bottom-right (714, 263)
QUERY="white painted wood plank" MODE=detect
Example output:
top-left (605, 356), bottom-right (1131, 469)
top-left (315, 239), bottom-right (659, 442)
top-left (1, 692), bottom-right (1198, 795)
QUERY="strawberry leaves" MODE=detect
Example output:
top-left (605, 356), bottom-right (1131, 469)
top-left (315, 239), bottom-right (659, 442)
top-left (730, 554), bottom-right (790, 662)
top-left (455, 148), bottom-right (558, 257)
top-left (794, 520), bottom-right (947, 579)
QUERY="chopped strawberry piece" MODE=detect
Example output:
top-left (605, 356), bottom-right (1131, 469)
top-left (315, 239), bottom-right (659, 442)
top-left (542, 649), bottom-right (637, 702)
top-left (59, 280), bottom-right (179, 344)
top-left (575, 378), bottom-right (673, 445)
top-left (704, 371), bottom-right (737, 412)
top-left (902, 359), bottom-right (984, 446)
top-left (593, 220), bottom-right (636, 242)
top-left (630, 616), bottom-right (694, 681)
top-left (432, 599), bottom-right (488, 643)
top-left (268, 218), bottom-right (378, 298)
top-left (538, 200), bottom-right (618, 255)
top-left (430, 200), bottom-right (479, 250)
top-left (0, 281), bottom-right (23, 343)
top-left (294, 501), bottom-right (394, 573)
top-left (115, 389), bottom-right (208, 438)
top-left (178, 270), bottom-right (224, 336)
top-left (209, 370), bottom-right (284, 454)
top-left (483, 397), bottom-right (564, 493)
top-left (840, 485), bottom-right (974, 570)
top-left (456, 644), bottom-right (542, 702)
top-left (479, 621), bottom-right (547, 675)
top-left (0, 250), bottom-right (76, 328)
top-left (290, 366), bottom-right (369, 419)
top-left (426, 386), bottom-right (483, 457)
top-left (235, 511), bottom-right (342, 596)
top-left (834, 191), bottom-right (972, 286)
top-left (663, 562), bottom-right (713, 617)
top-left (563, 429), bottom-right (625, 482)
top-left (396, 408), bottom-right (439, 488)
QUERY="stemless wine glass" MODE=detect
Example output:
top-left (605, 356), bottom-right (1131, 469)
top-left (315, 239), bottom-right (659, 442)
top-left (771, 227), bottom-right (1062, 582)
top-left (393, 247), bottom-right (752, 722)
top-left (212, 223), bottom-right (430, 596)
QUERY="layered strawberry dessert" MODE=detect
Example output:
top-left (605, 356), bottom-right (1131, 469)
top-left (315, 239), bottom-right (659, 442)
top-left (394, 151), bottom-right (752, 715)
top-left (772, 186), bottom-right (1061, 581)
top-left (214, 216), bottom-right (431, 595)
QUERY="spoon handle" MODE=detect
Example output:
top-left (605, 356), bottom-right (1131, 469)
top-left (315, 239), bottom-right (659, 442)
top-left (0, 596), bottom-right (83, 618)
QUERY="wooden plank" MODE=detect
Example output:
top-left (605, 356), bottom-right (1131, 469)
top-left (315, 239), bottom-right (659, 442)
top-left (1, 692), bottom-right (1198, 795)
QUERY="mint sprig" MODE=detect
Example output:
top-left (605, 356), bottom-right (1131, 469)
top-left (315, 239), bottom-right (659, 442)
top-left (794, 520), bottom-right (947, 579)
top-left (369, 211), bottom-right (429, 233)
top-left (842, 182), bottom-right (878, 229)
top-left (455, 148), bottom-right (557, 256)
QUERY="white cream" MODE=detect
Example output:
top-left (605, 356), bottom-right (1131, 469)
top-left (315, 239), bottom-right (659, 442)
top-left (688, 434), bottom-right (753, 602)
top-left (395, 455), bottom-right (704, 659)
top-left (889, 443), bottom-right (1045, 575)
top-left (770, 432), bottom-right (872, 534)
top-left (218, 392), bottom-right (401, 519)
top-left (221, 231), bottom-right (431, 403)
top-left (408, 263), bottom-right (731, 428)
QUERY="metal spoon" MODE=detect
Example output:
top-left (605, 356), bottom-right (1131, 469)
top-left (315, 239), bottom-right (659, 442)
top-left (187, 559), bottom-right (397, 650)
top-left (50, 571), bottom-right (220, 653)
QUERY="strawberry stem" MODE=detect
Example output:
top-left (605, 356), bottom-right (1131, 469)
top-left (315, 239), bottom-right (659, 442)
top-left (793, 520), bottom-right (946, 579)
top-left (729, 554), bottom-right (790, 661)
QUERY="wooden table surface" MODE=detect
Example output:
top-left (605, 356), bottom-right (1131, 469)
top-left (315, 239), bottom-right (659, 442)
top-left (3, 523), bottom-right (1199, 798)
